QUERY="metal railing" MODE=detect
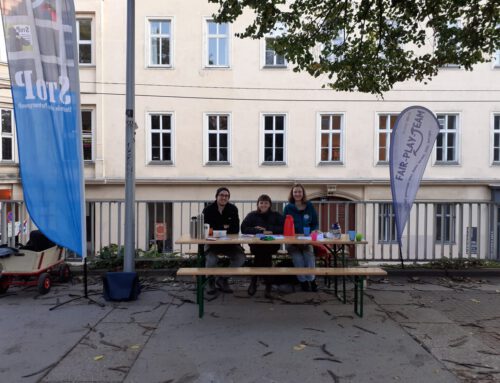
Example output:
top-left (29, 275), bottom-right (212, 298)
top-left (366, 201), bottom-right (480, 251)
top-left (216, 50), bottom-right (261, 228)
top-left (1, 199), bottom-right (498, 262)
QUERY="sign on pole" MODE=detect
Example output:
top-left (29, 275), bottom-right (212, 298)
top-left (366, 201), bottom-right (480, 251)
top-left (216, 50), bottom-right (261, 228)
top-left (1, 0), bottom-right (86, 257)
top-left (390, 106), bottom-right (440, 249)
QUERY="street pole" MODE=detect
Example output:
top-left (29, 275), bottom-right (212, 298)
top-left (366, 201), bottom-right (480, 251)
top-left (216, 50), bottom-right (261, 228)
top-left (124, 0), bottom-right (135, 272)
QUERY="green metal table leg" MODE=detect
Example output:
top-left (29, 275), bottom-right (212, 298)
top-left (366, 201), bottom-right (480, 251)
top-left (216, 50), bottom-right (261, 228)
top-left (341, 245), bottom-right (347, 304)
top-left (197, 244), bottom-right (205, 318)
top-left (354, 276), bottom-right (365, 317)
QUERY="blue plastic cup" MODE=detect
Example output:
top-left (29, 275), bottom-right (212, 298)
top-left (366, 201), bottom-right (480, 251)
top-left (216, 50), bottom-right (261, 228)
top-left (348, 230), bottom-right (356, 241)
top-left (303, 227), bottom-right (311, 236)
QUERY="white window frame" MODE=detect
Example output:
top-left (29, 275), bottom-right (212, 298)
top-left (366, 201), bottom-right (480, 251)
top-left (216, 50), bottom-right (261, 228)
top-left (434, 113), bottom-right (460, 164)
top-left (204, 19), bottom-right (230, 68)
top-left (375, 113), bottom-right (399, 164)
top-left (316, 112), bottom-right (345, 165)
top-left (260, 113), bottom-right (287, 165)
top-left (440, 20), bottom-right (462, 69)
top-left (80, 108), bottom-right (95, 162)
top-left (203, 113), bottom-right (232, 165)
top-left (492, 113), bottom-right (500, 165)
top-left (493, 50), bottom-right (500, 68)
top-left (147, 17), bottom-right (173, 68)
top-left (0, 16), bottom-right (7, 63)
top-left (0, 108), bottom-right (15, 162)
top-left (261, 23), bottom-right (287, 68)
top-left (76, 17), bottom-right (94, 66)
top-left (147, 112), bottom-right (175, 164)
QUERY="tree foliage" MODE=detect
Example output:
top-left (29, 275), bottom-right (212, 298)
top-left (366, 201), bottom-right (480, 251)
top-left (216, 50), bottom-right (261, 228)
top-left (208, 0), bottom-right (500, 94)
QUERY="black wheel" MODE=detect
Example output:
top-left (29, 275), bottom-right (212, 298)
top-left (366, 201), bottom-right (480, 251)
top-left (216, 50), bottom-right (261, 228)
top-left (58, 264), bottom-right (72, 283)
top-left (37, 273), bottom-right (51, 294)
top-left (0, 276), bottom-right (9, 294)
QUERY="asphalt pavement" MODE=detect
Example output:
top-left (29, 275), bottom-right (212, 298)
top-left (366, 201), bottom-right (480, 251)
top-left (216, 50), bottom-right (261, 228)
top-left (1, 272), bottom-right (499, 383)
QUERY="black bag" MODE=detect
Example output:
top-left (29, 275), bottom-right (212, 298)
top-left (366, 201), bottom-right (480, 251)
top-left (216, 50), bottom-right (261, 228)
top-left (103, 272), bottom-right (141, 301)
top-left (268, 259), bottom-right (299, 286)
top-left (22, 230), bottom-right (55, 252)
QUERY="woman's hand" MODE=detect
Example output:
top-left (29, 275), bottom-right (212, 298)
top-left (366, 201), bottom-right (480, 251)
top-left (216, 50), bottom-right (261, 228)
top-left (255, 226), bottom-right (266, 231)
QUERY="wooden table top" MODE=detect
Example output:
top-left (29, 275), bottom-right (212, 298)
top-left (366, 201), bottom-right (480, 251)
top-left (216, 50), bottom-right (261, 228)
top-left (175, 234), bottom-right (367, 246)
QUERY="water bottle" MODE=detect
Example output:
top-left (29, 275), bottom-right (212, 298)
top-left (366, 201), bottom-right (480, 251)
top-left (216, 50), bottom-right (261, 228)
top-left (197, 213), bottom-right (204, 239)
top-left (283, 215), bottom-right (295, 236)
top-left (332, 222), bottom-right (341, 239)
top-left (189, 216), bottom-right (198, 238)
top-left (303, 214), bottom-right (311, 235)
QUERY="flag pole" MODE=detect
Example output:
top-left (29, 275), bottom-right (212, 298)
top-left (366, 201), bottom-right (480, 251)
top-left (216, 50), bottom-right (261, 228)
top-left (124, 0), bottom-right (135, 272)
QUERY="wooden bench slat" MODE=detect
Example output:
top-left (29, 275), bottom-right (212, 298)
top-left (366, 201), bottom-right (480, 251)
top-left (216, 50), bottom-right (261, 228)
top-left (177, 267), bottom-right (387, 277)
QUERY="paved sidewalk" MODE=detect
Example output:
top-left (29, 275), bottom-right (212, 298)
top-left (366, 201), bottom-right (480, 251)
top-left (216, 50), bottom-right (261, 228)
top-left (0, 274), bottom-right (499, 383)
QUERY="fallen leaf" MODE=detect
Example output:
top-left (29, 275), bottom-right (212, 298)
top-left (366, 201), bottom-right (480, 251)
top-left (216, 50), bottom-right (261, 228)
top-left (94, 355), bottom-right (104, 361)
top-left (471, 299), bottom-right (480, 303)
top-left (129, 345), bottom-right (140, 350)
top-left (293, 344), bottom-right (306, 351)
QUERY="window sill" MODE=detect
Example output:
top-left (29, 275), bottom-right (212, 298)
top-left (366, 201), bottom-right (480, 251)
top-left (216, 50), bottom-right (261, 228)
top-left (0, 161), bottom-right (17, 167)
top-left (148, 161), bottom-right (174, 166)
top-left (203, 66), bottom-right (231, 70)
top-left (79, 64), bottom-right (96, 68)
top-left (205, 161), bottom-right (230, 166)
top-left (318, 161), bottom-right (344, 166)
top-left (84, 161), bottom-right (95, 166)
top-left (147, 65), bottom-right (173, 69)
top-left (434, 161), bottom-right (460, 166)
top-left (262, 65), bottom-right (288, 69)
top-left (261, 161), bottom-right (286, 166)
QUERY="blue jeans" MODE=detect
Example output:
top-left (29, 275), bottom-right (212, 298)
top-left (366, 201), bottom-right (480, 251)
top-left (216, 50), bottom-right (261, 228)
top-left (286, 244), bottom-right (315, 282)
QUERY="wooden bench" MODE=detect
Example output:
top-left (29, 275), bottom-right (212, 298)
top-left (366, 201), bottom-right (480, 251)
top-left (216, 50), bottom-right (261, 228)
top-left (177, 267), bottom-right (387, 318)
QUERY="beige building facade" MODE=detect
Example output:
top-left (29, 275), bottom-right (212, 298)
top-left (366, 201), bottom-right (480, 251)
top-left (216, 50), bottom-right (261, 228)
top-left (0, 1), bottom-right (499, 259)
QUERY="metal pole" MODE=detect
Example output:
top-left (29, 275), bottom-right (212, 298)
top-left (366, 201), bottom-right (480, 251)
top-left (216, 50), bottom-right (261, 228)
top-left (124, 0), bottom-right (135, 272)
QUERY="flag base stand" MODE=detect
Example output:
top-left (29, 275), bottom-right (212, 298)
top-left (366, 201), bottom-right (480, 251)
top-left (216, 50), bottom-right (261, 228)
top-left (102, 271), bottom-right (140, 301)
top-left (49, 257), bottom-right (104, 310)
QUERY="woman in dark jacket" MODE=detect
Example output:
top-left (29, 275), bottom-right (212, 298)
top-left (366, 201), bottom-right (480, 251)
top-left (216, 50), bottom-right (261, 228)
top-left (241, 194), bottom-right (284, 298)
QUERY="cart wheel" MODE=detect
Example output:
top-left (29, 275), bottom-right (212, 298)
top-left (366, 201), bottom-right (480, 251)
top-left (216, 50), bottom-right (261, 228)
top-left (58, 264), bottom-right (72, 283)
top-left (0, 276), bottom-right (9, 294)
top-left (38, 273), bottom-right (51, 294)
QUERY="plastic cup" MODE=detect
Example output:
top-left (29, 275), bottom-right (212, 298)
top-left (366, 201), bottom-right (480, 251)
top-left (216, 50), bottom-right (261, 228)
top-left (303, 227), bottom-right (311, 236)
top-left (348, 230), bottom-right (356, 241)
top-left (311, 232), bottom-right (318, 241)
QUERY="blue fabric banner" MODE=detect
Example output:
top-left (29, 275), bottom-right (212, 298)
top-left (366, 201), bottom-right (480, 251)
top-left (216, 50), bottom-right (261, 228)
top-left (389, 106), bottom-right (440, 247)
top-left (1, 0), bottom-right (85, 256)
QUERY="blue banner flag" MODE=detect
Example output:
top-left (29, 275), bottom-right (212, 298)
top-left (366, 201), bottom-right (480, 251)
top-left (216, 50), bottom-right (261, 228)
top-left (390, 106), bottom-right (440, 247)
top-left (1, 0), bottom-right (85, 256)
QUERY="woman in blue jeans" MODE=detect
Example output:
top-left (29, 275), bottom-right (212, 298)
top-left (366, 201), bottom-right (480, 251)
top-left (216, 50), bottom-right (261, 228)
top-left (283, 183), bottom-right (319, 292)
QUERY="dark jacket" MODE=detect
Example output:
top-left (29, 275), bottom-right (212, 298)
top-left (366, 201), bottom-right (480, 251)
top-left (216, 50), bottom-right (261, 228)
top-left (202, 201), bottom-right (240, 234)
top-left (241, 209), bottom-right (284, 258)
top-left (241, 210), bottom-right (284, 235)
top-left (283, 201), bottom-right (319, 234)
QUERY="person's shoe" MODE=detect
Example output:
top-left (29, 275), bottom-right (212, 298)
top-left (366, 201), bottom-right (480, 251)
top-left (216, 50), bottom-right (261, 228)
top-left (247, 277), bottom-right (257, 296)
top-left (206, 278), bottom-right (217, 295)
top-left (300, 281), bottom-right (310, 292)
top-left (264, 284), bottom-right (272, 299)
top-left (310, 280), bottom-right (318, 292)
top-left (216, 278), bottom-right (234, 293)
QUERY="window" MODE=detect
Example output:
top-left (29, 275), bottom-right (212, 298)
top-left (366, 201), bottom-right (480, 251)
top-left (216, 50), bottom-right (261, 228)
top-left (76, 18), bottom-right (93, 65)
top-left (440, 20), bottom-right (462, 68)
top-left (205, 20), bottom-right (229, 67)
top-left (149, 19), bottom-right (172, 67)
top-left (261, 114), bottom-right (286, 164)
top-left (436, 114), bottom-right (459, 163)
top-left (0, 109), bottom-right (14, 161)
top-left (378, 203), bottom-right (397, 243)
top-left (318, 113), bottom-right (344, 163)
top-left (81, 109), bottom-right (93, 161)
top-left (327, 30), bottom-right (345, 62)
top-left (494, 50), bottom-right (500, 68)
top-left (149, 113), bottom-right (173, 163)
top-left (205, 114), bottom-right (230, 164)
top-left (377, 113), bottom-right (398, 163)
top-left (0, 17), bottom-right (6, 62)
top-left (264, 38), bottom-right (286, 67)
top-left (435, 204), bottom-right (456, 243)
top-left (493, 114), bottom-right (500, 164)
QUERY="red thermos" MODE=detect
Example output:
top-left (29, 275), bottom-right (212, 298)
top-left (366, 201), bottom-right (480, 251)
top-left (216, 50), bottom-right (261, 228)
top-left (283, 214), bottom-right (295, 236)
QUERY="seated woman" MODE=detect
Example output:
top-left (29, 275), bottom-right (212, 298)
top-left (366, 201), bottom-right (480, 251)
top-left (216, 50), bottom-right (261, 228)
top-left (241, 194), bottom-right (284, 298)
top-left (283, 183), bottom-right (319, 292)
